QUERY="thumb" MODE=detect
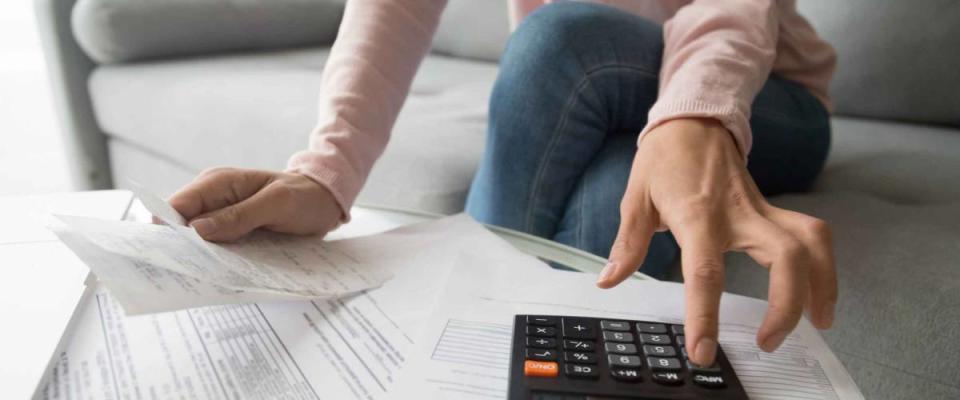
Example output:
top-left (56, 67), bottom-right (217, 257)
top-left (189, 189), bottom-right (275, 242)
top-left (597, 199), bottom-right (657, 288)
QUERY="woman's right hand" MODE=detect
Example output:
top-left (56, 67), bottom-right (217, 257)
top-left (167, 167), bottom-right (342, 242)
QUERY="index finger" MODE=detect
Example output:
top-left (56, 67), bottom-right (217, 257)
top-left (675, 222), bottom-right (726, 367)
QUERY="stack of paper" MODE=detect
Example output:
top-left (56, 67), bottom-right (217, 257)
top-left (39, 190), bottom-right (865, 399)
top-left (49, 187), bottom-right (393, 314)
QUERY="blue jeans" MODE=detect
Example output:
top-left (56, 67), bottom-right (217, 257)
top-left (465, 3), bottom-right (831, 279)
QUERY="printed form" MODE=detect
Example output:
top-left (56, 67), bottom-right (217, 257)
top-left (389, 255), bottom-right (866, 400)
top-left (36, 215), bottom-right (548, 400)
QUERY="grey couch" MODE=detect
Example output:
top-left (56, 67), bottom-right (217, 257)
top-left (35, 0), bottom-right (960, 398)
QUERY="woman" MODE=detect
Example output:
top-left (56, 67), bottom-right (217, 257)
top-left (167, 0), bottom-right (838, 367)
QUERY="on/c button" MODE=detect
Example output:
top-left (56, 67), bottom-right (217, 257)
top-left (524, 360), bottom-right (559, 377)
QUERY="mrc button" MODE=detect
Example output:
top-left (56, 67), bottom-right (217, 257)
top-left (693, 374), bottom-right (727, 388)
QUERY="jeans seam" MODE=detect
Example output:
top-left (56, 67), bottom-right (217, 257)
top-left (524, 64), bottom-right (658, 234)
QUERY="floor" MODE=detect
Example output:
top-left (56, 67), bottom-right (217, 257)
top-left (0, 2), bottom-right (71, 195)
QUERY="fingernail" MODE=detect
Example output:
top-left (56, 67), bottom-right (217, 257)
top-left (191, 218), bottom-right (216, 236)
top-left (596, 262), bottom-right (616, 285)
top-left (694, 337), bottom-right (717, 365)
top-left (761, 329), bottom-right (789, 352)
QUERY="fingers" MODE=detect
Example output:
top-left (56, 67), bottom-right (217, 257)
top-left (189, 185), bottom-right (283, 242)
top-left (168, 168), bottom-right (274, 220)
top-left (766, 208), bottom-right (837, 329)
top-left (674, 221), bottom-right (726, 366)
top-left (599, 207), bottom-right (656, 288)
top-left (741, 217), bottom-right (810, 352)
top-left (599, 169), bottom-right (659, 288)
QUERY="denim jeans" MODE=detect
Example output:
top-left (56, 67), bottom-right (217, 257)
top-left (465, 2), bottom-right (831, 279)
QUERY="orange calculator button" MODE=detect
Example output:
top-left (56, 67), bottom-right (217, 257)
top-left (524, 360), bottom-right (559, 377)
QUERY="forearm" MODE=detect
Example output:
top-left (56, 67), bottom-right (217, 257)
top-left (640, 0), bottom-right (779, 158)
top-left (287, 0), bottom-right (447, 220)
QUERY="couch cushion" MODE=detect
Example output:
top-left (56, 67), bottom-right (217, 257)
top-left (815, 117), bottom-right (960, 204)
top-left (72, 0), bottom-right (344, 64)
top-left (90, 46), bottom-right (960, 212)
top-left (722, 192), bottom-right (960, 400)
top-left (89, 47), bottom-right (497, 212)
top-left (798, 0), bottom-right (960, 127)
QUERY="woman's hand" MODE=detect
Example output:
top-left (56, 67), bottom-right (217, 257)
top-left (597, 118), bottom-right (837, 366)
top-left (166, 168), bottom-right (342, 242)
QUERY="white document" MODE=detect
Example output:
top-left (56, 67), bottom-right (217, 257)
top-left (48, 187), bottom-right (395, 314)
top-left (390, 255), bottom-right (865, 400)
top-left (36, 215), bottom-right (550, 400)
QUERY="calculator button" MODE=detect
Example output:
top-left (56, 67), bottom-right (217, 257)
top-left (526, 326), bottom-right (556, 337)
top-left (647, 357), bottom-right (682, 371)
top-left (525, 348), bottom-right (557, 361)
top-left (652, 371), bottom-right (684, 385)
top-left (526, 315), bottom-right (558, 326)
top-left (602, 331), bottom-right (634, 342)
top-left (671, 325), bottom-right (685, 336)
top-left (524, 360), bottom-right (559, 378)
top-left (603, 342), bottom-right (637, 354)
top-left (636, 322), bottom-right (668, 334)
top-left (563, 340), bottom-right (595, 351)
top-left (600, 320), bottom-right (630, 331)
top-left (639, 334), bottom-right (671, 345)
top-left (686, 360), bottom-right (723, 374)
top-left (693, 374), bottom-right (727, 388)
top-left (642, 345), bottom-right (676, 357)
top-left (564, 351), bottom-right (597, 364)
top-left (564, 364), bottom-right (599, 379)
top-left (562, 318), bottom-right (596, 339)
top-left (610, 368), bottom-right (642, 382)
top-left (676, 335), bottom-right (685, 347)
top-left (607, 354), bottom-right (642, 368)
top-left (526, 337), bottom-right (557, 349)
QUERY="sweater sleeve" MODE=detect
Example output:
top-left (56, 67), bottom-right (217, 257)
top-left (639, 0), bottom-right (779, 158)
top-left (286, 0), bottom-right (447, 221)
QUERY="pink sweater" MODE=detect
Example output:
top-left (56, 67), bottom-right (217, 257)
top-left (287, 0), bottom-right (837, 220)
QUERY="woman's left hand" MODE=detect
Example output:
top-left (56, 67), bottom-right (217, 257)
top-left (596, 118), bottom-right (837, 367)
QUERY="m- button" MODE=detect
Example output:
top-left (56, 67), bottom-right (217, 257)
top-left (562, 318), bottom-right (596, 339)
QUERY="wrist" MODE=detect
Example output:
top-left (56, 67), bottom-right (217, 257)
top-left (639, 118), bottom-right (742, 162)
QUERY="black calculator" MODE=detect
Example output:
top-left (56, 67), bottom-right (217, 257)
top-left (508, 315), bottom-right (748, 399)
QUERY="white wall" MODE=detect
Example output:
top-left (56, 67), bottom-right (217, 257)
top-left (0, 1), bottom-right (71, 195)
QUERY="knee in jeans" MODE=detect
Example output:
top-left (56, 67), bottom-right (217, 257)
top-left (503, 2), bottom-right (662, 70)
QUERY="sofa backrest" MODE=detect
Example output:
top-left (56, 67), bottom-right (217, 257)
top-left (433, 0), bottom-right (960, 128)
top-left (797, 0), bottom-right (960, 127)
top-left (432, 0), bottom-right (511, 62)
top-left (72, 0), bottom-right (345, 64)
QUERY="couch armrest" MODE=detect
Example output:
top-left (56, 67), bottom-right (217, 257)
top-left (35, 0), bottom-right (112, 190)
top-left (72, 0), bottom-right (345, 64)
